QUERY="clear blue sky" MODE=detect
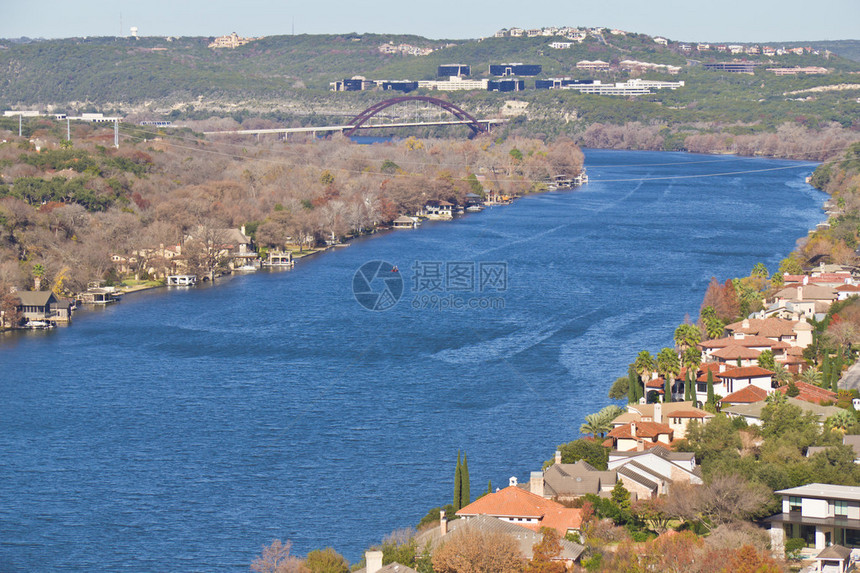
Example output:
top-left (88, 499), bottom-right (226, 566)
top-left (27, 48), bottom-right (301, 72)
top-left (1, 0), bottom-right (857, 42)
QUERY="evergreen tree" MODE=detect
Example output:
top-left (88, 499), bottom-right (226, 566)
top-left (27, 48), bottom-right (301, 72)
top-left (823, 355), bottom-right (832, 389)
top-left (453, 451), bottom-right (462, 510)
top-left (706, 370), bottom-right (716, 405)
top-left (664, 376), bottom-right (672, 403)
top-left (832, 354), bottom-right (842, 394)
top-left (627, 364), bottom-right (638, 404)
top-left (685, 370), bottom-right (693, 401)
top-left (461, 454), bottom-right (470, 509)
top-left (487, 480), bottom-right (492, 495)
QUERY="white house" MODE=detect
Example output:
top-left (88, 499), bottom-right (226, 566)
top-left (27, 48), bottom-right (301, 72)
top-left (766, 483), bottom-right (860, 552)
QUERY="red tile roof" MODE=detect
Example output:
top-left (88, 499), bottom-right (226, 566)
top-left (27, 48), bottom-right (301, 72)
top-left (456, 486), bottom-right (582, 535)
top-left (725, 318), bottom-right (798, 339)
top-left (776, 381), bottom-right (837, 403)
top-left (719, 385), bottom-right (768, 404)
top-left (716, 366), bottom-right (774, 379)
top-left (710, 345), bottom-right (762, 360)
top-left (608, 421), bottom-right (673, 440)
top-left (701, 335), bottom-right (789, 350)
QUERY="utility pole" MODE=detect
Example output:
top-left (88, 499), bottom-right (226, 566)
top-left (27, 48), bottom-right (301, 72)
top-left (18, 114), bottom-right (22, 137)
top-left (114, 119), bottom-right (119, 148)
top-left (66, 117), bottom-right (71, 141)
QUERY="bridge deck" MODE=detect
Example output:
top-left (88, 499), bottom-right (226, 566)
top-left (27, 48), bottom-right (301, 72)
top-left (204, 119), bottom-right (506, 136)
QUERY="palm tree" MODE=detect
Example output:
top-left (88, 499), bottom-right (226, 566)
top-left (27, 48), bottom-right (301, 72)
top-left (827, 410), bottom-right (857, 433)
top-left (705, 317), bottom-right (725, 340)
top-left (674, 324), bottom-right (702, 354)
top-left (771, 363), bottom-right (792, 386)
top-left (580, 405), bottom-right (623, 438)
top-left (634, 351), bottom-right (655, 385)
top-left (657, 347), bottom-right (681, 403)
top-left (801, 367), bottom-right (823, 386)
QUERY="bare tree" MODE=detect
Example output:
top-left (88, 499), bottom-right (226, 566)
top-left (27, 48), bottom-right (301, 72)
top-left (250, 539), bottom-right (306, 573)
top-left (432, 527), bottom-right (526, 573)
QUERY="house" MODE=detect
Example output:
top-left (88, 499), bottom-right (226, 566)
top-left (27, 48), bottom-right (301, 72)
top-left (700, 332), bottom-right (791, 364)
top-left (807, 435), bottom-right (860, 464)
top-left (767, 285), bottom-right (837, 321)
top-left (607, 446), bottom-right (703, 497)
top-left (392, 215), bottom-right (417, 229)
top-left (15, 291), bottom-right (68, 324)
top-left (416, 513), bottom-right (585, 566)
top-left (813, 544), bottom-right (852, 573)
top-left (766, 483), bottom-right (860, 551)
top-left (531, 454), bottom-right (617, 501)
top-left (723, 397), bottom-right (842, 426)
top-left (456, 480), bottom-right (583, 537)
top-left (695, 365), bottom-right (775, 403)
top-left (262, 250), bottom-right (294, 267)
top-left (724, 317), bottom-right (813, 349)
top-left (424, 200), bottom-right (455, 219)
top-left (605, 420), bottom-right (673, 452)
top-left (611, 401), bottom-right (712, 440)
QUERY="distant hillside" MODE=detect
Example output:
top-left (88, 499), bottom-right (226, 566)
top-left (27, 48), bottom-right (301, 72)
top-left (805, 40), bottom-right (860, 62)
top-left (0, 31), bottom-right (858, 146)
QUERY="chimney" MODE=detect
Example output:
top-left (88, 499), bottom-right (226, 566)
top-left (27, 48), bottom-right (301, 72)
top-left (241, 224), bottom-right (246, 236)
top-left (719, 363), bottom-right (726, 373)
top-left (34, 276), bottom-right (41, 291)
top-left (440, 510), bottom-right (448, 536)
top-left (797, 286), bottom-right (803, 301)
top-left (742, 318), bottom-right (750, 329)
top-left (530, 471), bottom-right (545, 498)
top-left (554, 450), bottom-right (562, 465)
top-left (654, 402), bottom-right (662, 424)
top-left (630, 422), bottom-right (637, 438)
top-left (366, 551), bottom-right (383, 573)
top-left (509, 476), bottom-right (518, 487)
top-left (803, 275), bottom-right (810, 285)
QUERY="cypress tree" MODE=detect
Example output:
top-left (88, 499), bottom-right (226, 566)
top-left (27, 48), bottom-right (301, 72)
top-left (822, 355), bottom-right (831, 389)
top-left (627, 365), bottom-right (637, 404)
top-left (664, 376), bottom-right (672, 403)
top-left (833, 355), bottom-right (842, 394)
top-left (453, 450), bottom-right (462, 510)
top-left (461, 454), bottom-right (470, 509)
top-left (487, 480), bottom-right (492, 495)
top-left (706, 370), bottom-right (715, 405)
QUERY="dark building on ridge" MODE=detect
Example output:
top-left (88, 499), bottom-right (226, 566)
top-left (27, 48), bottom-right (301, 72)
top-left (535, 78), bottom-right (595, 89)
top-left (438, 64), bottom-right (470, 77)
top-left (490, 63), bottom-right (542, 77)
top-left (703, 61), bottom-right (760, 73)
top-left (488, 79), bottom-right (525, 92)
top-left (379, 81), bottom-right (419, 93)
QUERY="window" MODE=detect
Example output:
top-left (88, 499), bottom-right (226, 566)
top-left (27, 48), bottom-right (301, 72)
top-left (789, 496), bottom-right (802, 512)
top-left (835, 500), bottom-right (849, 517)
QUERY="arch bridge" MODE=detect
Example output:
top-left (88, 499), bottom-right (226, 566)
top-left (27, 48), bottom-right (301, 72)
top-left (344, 96), bottom-right (490, 137)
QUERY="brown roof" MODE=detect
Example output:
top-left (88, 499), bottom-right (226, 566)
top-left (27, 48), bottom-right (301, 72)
top-left (776, 381), bottom-right (837, 403)
top-left (701, 335), bottom-right (790, 350)
top-left (725, 317), bottom-right (799, 338)
top-left (719, 385), bottom-right (768, 404)
top-left (608, 421), bottom-right (673, 440)
top-left (456, 487), bottom-right (582, 537)
top-left (710, 345), bottom-right (762, 360)
top-left (15, 291), bottom-right (57, 306)
top-left (716, 366), bottom-right (774, 379)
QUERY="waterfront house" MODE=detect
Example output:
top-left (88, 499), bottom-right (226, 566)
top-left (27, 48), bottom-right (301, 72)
top-left (79, 288), bottom-right (117, 305)
top-left (15, 291), bottom-right (66, 324)
top-left (605, 420), bottom-right (673, 452)
top-left (766, 483), bottom-right (860, 552)
top-left (263, 250), bottom-right (294, 267)
top-left (611, 401), bottom-right (712, 440)
top-left (456, 480), bottom-right (583, 537)
top-left (776, 380), bottom-right (837, 404)
top-left (392, 215), bottom-right (417, 229)
top-left (724, 317), bottom-right (813, 349)
top-left (530, 454), bottom-right (617, 501)
top-left (695, 365), bottom-right (774, 403)
top-left (424, 200), bottom-right (455, 219)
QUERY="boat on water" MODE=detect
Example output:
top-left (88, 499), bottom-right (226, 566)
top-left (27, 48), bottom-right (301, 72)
top-left (25, 320), bottom-right (55, 329)
top-left (234, 264), bottom-right (259, 272)
top-left (466, 205), bottom-right (484, 212)
top-left (166, 275), bottom-right (198, 286)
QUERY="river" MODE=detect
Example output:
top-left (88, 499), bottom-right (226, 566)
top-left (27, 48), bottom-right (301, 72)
top-left (0, 150), bottom-right (825, 571)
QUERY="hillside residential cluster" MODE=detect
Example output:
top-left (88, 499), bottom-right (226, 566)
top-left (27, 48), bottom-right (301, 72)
top-left (389, 264), bottom-right (860, 571)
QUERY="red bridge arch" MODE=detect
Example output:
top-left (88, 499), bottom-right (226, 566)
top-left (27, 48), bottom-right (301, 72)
top-left (344, 96), bottom-right (488, 137)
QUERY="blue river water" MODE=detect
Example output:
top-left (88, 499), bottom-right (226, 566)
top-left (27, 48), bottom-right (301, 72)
top-left (0, 150), bottom-right (824, 571)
